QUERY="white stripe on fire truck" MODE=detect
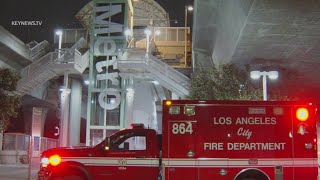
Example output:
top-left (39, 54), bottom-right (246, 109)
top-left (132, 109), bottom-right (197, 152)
top-left (60, 157), bottom-right (317, 168)
top-left (62, 157), bottom-right (159, 166)
top-left (162, 158), bottom-right (318, 167)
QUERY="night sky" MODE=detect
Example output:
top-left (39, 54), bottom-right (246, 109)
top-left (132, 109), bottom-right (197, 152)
top-left (0, 0), bottom-right (194, 43)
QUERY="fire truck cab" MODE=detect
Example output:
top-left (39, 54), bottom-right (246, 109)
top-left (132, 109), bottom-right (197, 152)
top-left (38, 100), bottom-right (318, 180)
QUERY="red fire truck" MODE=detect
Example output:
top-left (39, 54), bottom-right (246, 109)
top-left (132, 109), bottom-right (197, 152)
top-left (38, 100), bottom-right (318, 180)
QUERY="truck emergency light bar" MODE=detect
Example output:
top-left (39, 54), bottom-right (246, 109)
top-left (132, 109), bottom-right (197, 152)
top-left (131, 123), bottom-right (146, 129)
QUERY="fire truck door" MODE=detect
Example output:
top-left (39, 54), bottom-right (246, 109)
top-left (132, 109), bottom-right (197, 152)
top-left (95, 132), bottom-right (156, 180)
top-left (167, 120), bottom-right (197, 180)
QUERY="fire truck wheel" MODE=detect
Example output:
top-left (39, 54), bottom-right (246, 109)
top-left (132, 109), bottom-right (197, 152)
top-left (234, 169), bottom-right (269, 180)
top-left (51, 175), bottom-right (86, 180)
top-left (51, 169), bottom-right (87, 180)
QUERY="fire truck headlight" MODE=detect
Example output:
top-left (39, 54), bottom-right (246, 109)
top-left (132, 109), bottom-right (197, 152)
top-left (40, 157), bottom-right (49, 168)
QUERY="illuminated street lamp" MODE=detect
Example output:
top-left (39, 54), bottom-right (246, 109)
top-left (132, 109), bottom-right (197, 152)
top-left (250, 71), bottom-right (279, 101)
top-left (55, 30), bottom-right (63, 57)
top-left (124, 29), bottom-right (132, 42)
top-left (144, 28), bottom-right (152, 55)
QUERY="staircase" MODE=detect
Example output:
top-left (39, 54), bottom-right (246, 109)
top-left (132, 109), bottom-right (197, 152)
top-left (118, 49), bottom-right (190, 98)
top-left (28, 40), bottom-right (50, 61)
top-left (14, 38), bottom-right (89, 96)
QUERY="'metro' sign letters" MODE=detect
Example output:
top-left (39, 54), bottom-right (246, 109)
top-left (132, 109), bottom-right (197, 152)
top-left (92, 3), bottom-right (125, 110)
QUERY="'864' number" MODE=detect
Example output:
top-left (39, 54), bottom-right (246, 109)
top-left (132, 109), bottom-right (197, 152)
top-left (172, 122), bottom-right (193, 135)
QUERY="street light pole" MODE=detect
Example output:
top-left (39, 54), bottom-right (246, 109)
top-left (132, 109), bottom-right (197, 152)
top-left (262, 73), bottom-right (267, 101)
top-left (144, 28), bottom-right (152, 56)
top-left (184, 5), bottom-right (193, 67)
top-left (250, 71), bottom-right (279, 101)
top-left (55, 30), bottom-right (63, 57)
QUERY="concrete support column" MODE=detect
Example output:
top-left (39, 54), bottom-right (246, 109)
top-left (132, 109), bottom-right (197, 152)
top-left (69, 79), bottom-right (82, 146)
top-left (132, 81), bottom-right (158, 130)
top-left (171, 93), bottom-right (180, 100)
top-left (59, 73), bottom-right (71, 147)
top-left (125, 78), bottom-right (134, 128)
top-left (28, 107), bottom-right (44, 179)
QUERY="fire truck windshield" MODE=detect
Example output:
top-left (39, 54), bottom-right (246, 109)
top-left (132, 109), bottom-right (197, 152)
top-left (100, 131), bottom-right (147, 151)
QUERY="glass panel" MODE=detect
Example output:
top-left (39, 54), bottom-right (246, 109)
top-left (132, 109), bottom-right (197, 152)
top-left (167, 29), bottom-right (177, 41)
top-left (106, 108), bottom-right (120, 126)
top-left (4, 134), bottom-right (15, 150)
top-left (111, 133), bottom-right (146, 151)
top-left (17, 135), bottom-right (24, 150)
top-left (106, 129), bottom-right (119, 137)
top-left (34, 137), bottom-right (40, 151)
top-left (120, 136), bottom-right (146, 150)
top-left (155, 29), bottom-right (166, 41)
top-left (40, 138), bottom-right (46, 152)
top-left (178, 29), bottom-right (186, 41)
top-left (90, 129), bottom-right (104, 146)
top-left (24, 136), bottom-right (30, 150)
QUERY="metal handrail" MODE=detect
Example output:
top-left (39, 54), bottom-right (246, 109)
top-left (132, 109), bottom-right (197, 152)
top-left (3, 133), bottom-right (58, 152)
top-left (21, 37), bottom-right (88, 77)
top-left (146, 55), bottom-right (190, 87)
top-left (30, 40), bottom-right (49, 59)
top-left (154, 27), bottom-right (190, 42)
top-left (118, 49), bottom-right (190, 96)
top-left (119, 49), bottom-right (189, 83)
top-left (20, 52), bottom-right (67, 78)
top-left (71, 37), bottom-right (87, 50)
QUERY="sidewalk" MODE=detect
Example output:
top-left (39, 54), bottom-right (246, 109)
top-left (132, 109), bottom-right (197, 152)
top-left (0, 164), bottom-right (38, 180)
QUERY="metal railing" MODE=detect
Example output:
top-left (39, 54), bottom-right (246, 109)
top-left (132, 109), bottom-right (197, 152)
top-left (3, 133), bottom-right (29, 151)
top-left (70, 37), bottom-right (88, 51)
top-left (154, 27), bottom-right (190, 42)
top-left (21, 37), bottom-right (88, 78)
top-left (20, 52), bottom-right (67, 78)
top-left (15, 37), bottom-right (88, 96)
top-left (29, 40), bottom-right (49, 60)
top-left (53, 29), bottom-right (88, 45)
top-left (147, 55), bottom-right (190, 87)
top-left (3, 133), bottom-right (58, 152)
top-left (118, 49), bottom-right (190, 97)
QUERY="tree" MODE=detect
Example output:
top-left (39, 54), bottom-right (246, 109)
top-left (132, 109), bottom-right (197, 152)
top-left (189, 64), bottom-right (262, 100)
top-left (0, 68), bottom-right (20, 149)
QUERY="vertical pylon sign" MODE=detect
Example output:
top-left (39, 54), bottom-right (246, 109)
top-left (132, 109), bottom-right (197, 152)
top-left (86, 0), bottom-right (130, 146)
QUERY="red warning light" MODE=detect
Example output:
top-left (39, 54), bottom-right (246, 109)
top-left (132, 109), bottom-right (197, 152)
top-left (296, 108), bottom-right (309, 122)
top-left (49, 155), bottom-right (62, 166)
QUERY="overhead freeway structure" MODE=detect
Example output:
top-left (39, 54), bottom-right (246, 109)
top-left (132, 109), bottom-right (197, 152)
top-left (0, 26), bottom-right (49, 70)
top-left (13, 37), bottom-right (90, 96)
